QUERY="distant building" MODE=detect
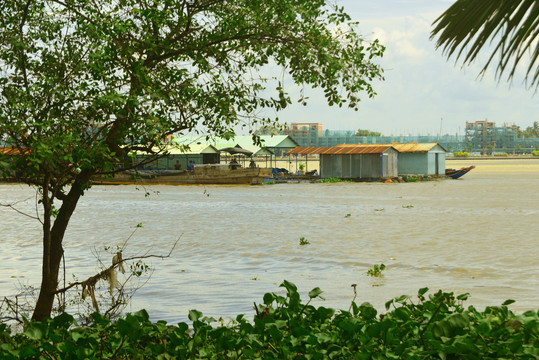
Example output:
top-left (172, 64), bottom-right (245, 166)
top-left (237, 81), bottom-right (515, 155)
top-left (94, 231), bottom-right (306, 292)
top-left (276, 121), bottom-right (539, 154)
top-left (282, 123), bottom-right (323, 146)
top-left (465, 120), bottom-right (517, 153)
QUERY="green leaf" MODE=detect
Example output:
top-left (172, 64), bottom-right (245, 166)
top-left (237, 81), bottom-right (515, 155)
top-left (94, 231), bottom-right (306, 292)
top-left (188, 310), bottom-right (203, 322)
top-left (502, 299), bottom-right (516, 306)
top-left (308, 287), bottom-right (323, 299)
top-left (418, 287), bottom-right (429, 296)
top-left (24, 324), bottom-right (44, 340)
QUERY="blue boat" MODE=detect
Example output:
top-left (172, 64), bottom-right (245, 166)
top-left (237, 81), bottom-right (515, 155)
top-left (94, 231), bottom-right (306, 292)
top-left (445, 165), bottom-right (475, 179)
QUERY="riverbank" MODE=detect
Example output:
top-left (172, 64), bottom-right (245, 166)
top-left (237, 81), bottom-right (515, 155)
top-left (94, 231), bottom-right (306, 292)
top-left (447, 155), bottom-right (539, 160)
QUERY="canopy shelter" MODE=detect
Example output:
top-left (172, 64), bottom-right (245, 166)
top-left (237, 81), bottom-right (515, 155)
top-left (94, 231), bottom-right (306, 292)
top-left (218, 146), bottom-right (254, 167)
top-left (218, 146), bottom-right (253, 156)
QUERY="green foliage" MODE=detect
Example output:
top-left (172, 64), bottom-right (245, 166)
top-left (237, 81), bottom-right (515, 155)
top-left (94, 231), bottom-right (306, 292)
top-left (2, 283), bottom-right (538, 359)
top-left (367, 264), bottom-right (386, 277)
top-left (512, 122), bottom-right (539, 138)
top-left (299, 237), bottom-right (310, 246)
top-left (405, 177), bottom-right (419, 182)
top-left (532, 150), bottom-right (539, 157)
top-left (355, 129), bottom-right (382, 137)
top-left (320, 177), bottom-right (344, 183)
top-left (298, 163), bottom-right (305, 171)
top-left (454, 152), bottom-right (469, 157)
top-left (432, 1), bottom-right (539, 89)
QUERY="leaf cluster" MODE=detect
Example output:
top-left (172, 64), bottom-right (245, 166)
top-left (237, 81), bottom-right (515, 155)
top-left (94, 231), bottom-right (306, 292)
top-left (367, 263), bottom-right (386, 277)
top-left (431, 0), bottom-right (539, 89)
top-left (1, 282), bottom-right (538, 359)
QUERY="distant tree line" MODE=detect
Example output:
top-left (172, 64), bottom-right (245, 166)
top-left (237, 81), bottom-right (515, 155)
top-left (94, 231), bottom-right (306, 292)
top-left (355, 129), bottom-right (382, 137)
top-left (512, 122), bottom-right (539, 138)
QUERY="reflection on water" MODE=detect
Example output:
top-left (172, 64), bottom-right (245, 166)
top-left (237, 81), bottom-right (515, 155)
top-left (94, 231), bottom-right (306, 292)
top-left (1, 159), bottom-right (538, 322)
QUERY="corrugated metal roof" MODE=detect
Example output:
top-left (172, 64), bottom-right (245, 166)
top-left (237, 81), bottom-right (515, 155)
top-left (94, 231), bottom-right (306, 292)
top-left (175, 135), bottom-right (299, 149)
top-left (336, 143), bottom-right (442, 153)
top-left (321, 145), bottom-right (395, 154)
top-left (391, 143), bottom-right (440, 152)
top-left (287, 147), bottom-right (328, 155)
top-left (288, 143), bottom-right (445, 155)
top-left (288, 145), bottom-right (394, 155)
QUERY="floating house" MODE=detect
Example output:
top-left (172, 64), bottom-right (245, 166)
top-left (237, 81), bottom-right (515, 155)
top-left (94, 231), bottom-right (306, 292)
top-left (289, 145), bottom-right (399, 179)
top-left (134, 143), bottom-right (220, 170)
top-left (391, 143), bottom-right (446, 176)
top-left (173, 135), bottom-right (298, 156)
top-left (171, 134), bottom-right (299, 168)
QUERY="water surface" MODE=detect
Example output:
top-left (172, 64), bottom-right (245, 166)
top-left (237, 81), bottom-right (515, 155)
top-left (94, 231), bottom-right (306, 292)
top-left (1, 159), bottom-right (538, 323)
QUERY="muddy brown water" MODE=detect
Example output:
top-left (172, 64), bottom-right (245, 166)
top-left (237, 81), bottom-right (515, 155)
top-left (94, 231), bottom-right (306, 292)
top-left (1, 159), bottom-right (538, 322)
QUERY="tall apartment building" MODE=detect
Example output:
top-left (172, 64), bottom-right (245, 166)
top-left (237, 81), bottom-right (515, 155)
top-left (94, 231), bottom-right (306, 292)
top-left (282, 123), bottom-right (323, 146)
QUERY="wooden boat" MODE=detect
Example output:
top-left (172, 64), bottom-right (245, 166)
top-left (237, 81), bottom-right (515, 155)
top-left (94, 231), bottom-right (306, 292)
top-left (445, 165), bottom-right (475, 179)
top-left (92, 164), bottom-right (272, 185)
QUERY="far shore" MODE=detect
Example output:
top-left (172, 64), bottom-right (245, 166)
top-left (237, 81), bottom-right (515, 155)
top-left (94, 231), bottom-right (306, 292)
top-left (446, 155), bottom-right (539, 160)
top-left (236, 155), bottom-right (539, 174)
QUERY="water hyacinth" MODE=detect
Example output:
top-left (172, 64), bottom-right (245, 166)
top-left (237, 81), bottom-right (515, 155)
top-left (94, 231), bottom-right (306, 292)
top-left (1, 282), bottom-right (538, 359)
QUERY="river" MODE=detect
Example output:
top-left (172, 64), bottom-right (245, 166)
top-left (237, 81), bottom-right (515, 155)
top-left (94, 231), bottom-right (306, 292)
top-left (1, 159), bottom-right (538, 323)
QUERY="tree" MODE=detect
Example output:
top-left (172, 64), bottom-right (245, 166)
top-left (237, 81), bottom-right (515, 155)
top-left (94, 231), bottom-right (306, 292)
top-left (431, 0), bottom-right (539, 89)
top-left (355, 129), bottom-right (382, 137)
top-left (511, 122), bottom-right (539, 138)
top-left (0, 0), bottom-right (384, 321)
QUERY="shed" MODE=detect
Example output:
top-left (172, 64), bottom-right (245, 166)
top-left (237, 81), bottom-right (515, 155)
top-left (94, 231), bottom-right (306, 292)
top-left (390, 143), bottom-right (446, 176)
top-left (289, 145), bottom-right (399, 179)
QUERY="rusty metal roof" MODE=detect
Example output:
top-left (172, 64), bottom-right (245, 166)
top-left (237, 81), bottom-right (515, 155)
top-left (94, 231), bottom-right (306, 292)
top-left (287, 147), bottom-right (330, 155)
top-left (336, 143), bottom-right (442, 153)
top-left (288, 145), bottom-right (395, 155)
top-left (288, 143), bottom-right (443, 155)
top-left (321, 145), bottom-right (395, 154)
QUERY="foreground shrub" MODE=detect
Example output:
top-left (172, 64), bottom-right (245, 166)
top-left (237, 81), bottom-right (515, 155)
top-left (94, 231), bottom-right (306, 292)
top-left (533, 150), bottom-right (539, 156)
top-left (453, 152), bottom-right (469, 157)
top-left (1, 282), bottom-right (538, 359)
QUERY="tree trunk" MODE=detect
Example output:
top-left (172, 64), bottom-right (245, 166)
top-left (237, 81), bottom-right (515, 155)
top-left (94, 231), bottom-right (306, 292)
top-left (31, 173), bottom-right (90, 321)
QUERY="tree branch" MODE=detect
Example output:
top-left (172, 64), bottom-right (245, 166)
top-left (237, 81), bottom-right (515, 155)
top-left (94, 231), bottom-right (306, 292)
top-left (52, 237), bottom-right (180, 295)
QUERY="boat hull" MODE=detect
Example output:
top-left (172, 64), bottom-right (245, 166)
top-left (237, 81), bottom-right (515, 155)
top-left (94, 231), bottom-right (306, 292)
top-left (445, 165), bottom-right (475, 179)
top-left (93, 165), bottom-right (272, 185)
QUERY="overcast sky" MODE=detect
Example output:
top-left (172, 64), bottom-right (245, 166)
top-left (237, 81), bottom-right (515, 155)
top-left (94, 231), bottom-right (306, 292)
top-left (270, 0), bottom-right (538, 136)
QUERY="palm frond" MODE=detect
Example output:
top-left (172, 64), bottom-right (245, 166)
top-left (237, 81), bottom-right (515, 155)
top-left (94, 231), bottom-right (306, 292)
top-left (431, 0), bottom-right (539, 89)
